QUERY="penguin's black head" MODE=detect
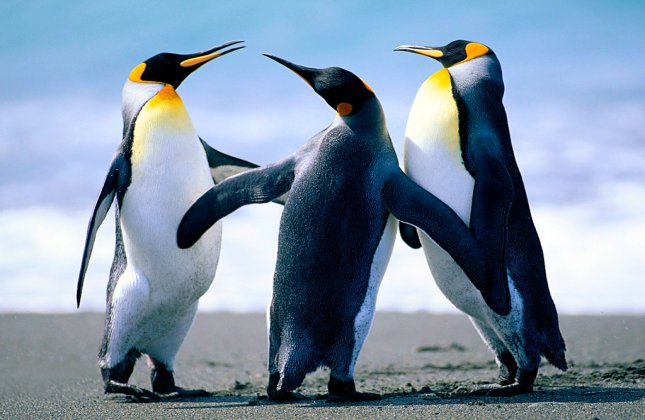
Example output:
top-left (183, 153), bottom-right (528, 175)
top-left (128, 40), bottom-right (245, 88)
top-left (263, 54), bottom-right (376, 116)
top-left (395, 40), bottom-right (492, 68)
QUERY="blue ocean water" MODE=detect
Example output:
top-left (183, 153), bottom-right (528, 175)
top-left (1, 1), bottom-right (644, 313)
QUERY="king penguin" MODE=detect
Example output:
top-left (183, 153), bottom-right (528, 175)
top-left (76, 41), bottom-right (257, 399)
top-left (176, 54), bottom-right (504, 401)
top-left (394, 40), bottom-right (567, 395)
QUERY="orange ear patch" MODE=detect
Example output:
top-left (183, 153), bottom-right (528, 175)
top-left (360, 78), bottom-right (375, 93)
top-left (337, 102), bottom-right (353, 116)
top-left (128, 63), bottom-right (147, 83)
top-left (464, 43), bottom-right (489, 61)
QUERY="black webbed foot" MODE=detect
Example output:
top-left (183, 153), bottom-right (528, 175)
top-left (326, 376), bottom-right (381, 402)
top-left (149, 358), bottom-right (211, 398)
top-left (471, 367), bottom-right (537, 397)
top-left (104, 380), bottom-right (160, 401)
top-left (266, 372), bottom-right (308, 402)
top-left (156, 387), bottom-right (212, 399)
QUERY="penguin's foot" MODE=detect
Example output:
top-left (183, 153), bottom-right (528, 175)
top-left (266, 372), bottom-right (308, 402)
top-left (104, 380), bottom-right (160, 401)
top-left (155, 387), bottom-right (212, 399)
top-left (148, 359), bottom-right (211, 398)
top-left (471, 368), bottom-right (537, 397)
top-left (326, 391), bottom-right (382, 403)
top-left (471, 382), bottom-right (533, 397)
top-left (497, 351), bottom-right (518, 386)
top-left (266, 389), bottom-right (309, 402)
top-left (326, 376), bottom-right (382, 402)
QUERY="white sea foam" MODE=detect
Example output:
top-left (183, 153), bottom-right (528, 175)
top-left (1, 186), bottom-right (643, 314)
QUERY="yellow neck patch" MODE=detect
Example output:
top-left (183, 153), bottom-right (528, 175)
top-left (153, 84), bottom-right (180, 102)
top-left (406, 67), bottom-right (461, 155)
top-left (425, 67), bottom-right (452, 90)
top-left (130, 84), bottom-right (193, 166)
top-left (337, 102), bottom-right (353, 116)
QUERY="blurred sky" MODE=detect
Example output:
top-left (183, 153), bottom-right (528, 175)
top-left (1, 1), bottom-right (644, 313)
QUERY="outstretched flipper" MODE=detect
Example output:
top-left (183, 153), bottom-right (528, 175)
top-left (77, 154), bottom-right (128, 307)
top-left (177, 158), bottom-right (296, 249)
top-left (382, 169), bottom-right (510, 315)
top-left (399, 221), bottom-right (422, 249)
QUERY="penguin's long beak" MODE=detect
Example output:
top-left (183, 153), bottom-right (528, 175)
top-left (262, 54), bottom-right (316, 88)
top-left (394, 45), bottom-right (444, 59)
top-left (180, 40), bottom-right (246, 68)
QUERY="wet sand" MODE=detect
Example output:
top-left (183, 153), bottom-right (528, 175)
top-left (1, 312), bottom-right (643, 419)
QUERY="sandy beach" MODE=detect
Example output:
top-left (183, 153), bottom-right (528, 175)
top-left (1, 312), bottom-right (643, 419)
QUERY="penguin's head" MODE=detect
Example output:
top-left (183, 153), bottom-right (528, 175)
top-left (263, 54), bottom-right (376, 117)
top-left (128, 40), bottom-right (245, 88)
top-left (394, 40), bottom-right (492, 68)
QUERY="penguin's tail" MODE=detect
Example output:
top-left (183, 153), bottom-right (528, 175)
top-left (543, 334), bottom-right (568, 371)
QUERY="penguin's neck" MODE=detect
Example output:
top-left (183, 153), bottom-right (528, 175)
top-left (448, 55), bottom-right (504, 95)
top-left (335, 97), bottom-right (387, 135)
top-left (129, 85), bottom-right (199, 168)
top-left (121, 80), bottom-right (165, 132)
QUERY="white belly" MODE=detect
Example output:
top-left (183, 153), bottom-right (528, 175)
top-left (404, 69), bottom-right (485, 317)
top-left (120, 161), bottom-right (221, 309)
top-left (350, 215), bottom-right (397, 373)
top-left (119, 92), bottom-right (222, 309)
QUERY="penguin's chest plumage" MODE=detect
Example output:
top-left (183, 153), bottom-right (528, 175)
top-left (404, 69), bottom-right (485, 315)
top-left (404, 69), bottom-right (474, 219)
top-left (119, 86), bottom-right (221, 306)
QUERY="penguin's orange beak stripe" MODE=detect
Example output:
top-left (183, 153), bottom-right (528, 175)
top-left (394, 45), bottom-right (443, 58)
top-left (180, 51), bottom-right (225, 67)
top-left (412, 48), bottom-right (443, 58)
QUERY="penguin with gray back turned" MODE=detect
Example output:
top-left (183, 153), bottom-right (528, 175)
top-left (77, 41), bottom-right (260, 400)
top-left (395, 40), bottom-right (567, 396)
top-left (177, 54), bottom-right (505, 401)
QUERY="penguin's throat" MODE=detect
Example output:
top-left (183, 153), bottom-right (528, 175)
top-left (155, 84), bottom-right (180, 101)
top-left (425, 68), bottom-right (452, 90)
top-left (144, 85), bottom-right (192, 128)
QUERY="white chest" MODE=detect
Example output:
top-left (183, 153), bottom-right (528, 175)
top-left (404, 68), bottom-right (474, 223)
top-left (403, 69), bottom-right (485, 314)
top-left (119, 87), bottom-right (221, 303)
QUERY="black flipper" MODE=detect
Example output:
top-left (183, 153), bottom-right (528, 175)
top-left (469, 142), bottom-right (514, 316)
top-left (382, 169), bottom-right (509, 315)
top-left (399, 221), bottom-right (422, 249)
top-left (200, 138), bottom-right (288, 204)
top-left (77, 154), bottom-right (125, 307)
top-left (177, 158), bottom-right (296, 249)
top-left (200, 138), bottom-right (258, 183)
